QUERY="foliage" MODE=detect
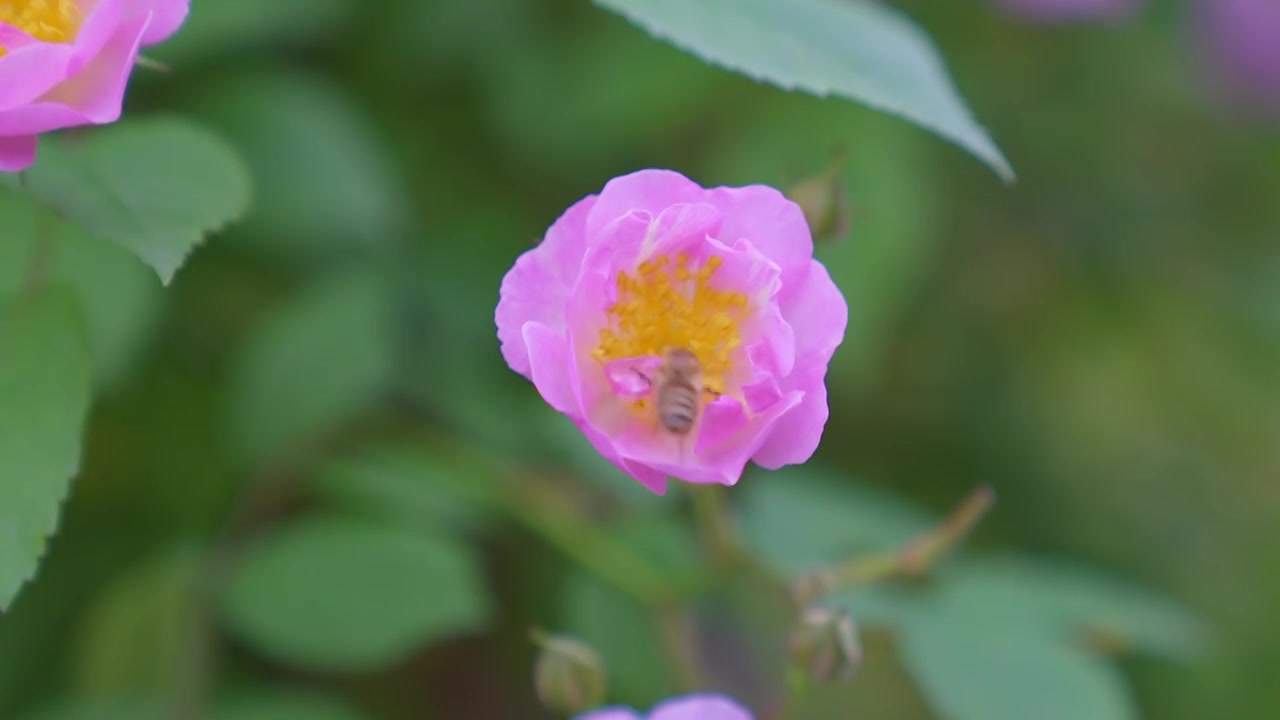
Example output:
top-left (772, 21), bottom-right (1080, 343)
top-left (0, 1), bottom-right (1273, 719)
top-left (593, 0), bottom-right (1013, 181)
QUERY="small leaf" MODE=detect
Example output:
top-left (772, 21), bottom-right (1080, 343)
top-left (592, 0), bottom-right (1013, 180)
top-left (220, 514), bottom-right (490, 672)
top-left (0, 287), bottom-right (92, 610)
top-left (182, 69), bottom-right (406, 259)
top-left (0, 188), bottom-right (163, 390)
top-left (210, 689), bottom-right (373, 720)
top-left (70, 546), bottom-right (202, 698)
top-left (15, 116), bottom-right (251, 284)
top-left (900, 588), bottom-right (1138, 720)
top-left (225, 268), bottom-right (396, 464)
top-left (310, 445), bottom-right (495, 532)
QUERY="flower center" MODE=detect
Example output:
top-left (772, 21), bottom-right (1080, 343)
top-left (593, 252), bottom-right (749, 396)
top-left (0, 0), bottom-right (82, 55)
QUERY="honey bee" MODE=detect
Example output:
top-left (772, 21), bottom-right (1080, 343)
top-left (653, 348), bottom-right (705, 436)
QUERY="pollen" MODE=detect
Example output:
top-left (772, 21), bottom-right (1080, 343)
top-left (593, 252), bottom-right (749, 397)
top-left (0, 0), bottom-right (82, 56)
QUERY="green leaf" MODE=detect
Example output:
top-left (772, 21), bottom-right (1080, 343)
top-left (181, 68), bottom-right (407, 259)
top-left (149, 0), bottom-right (355, 65)
top-left (211, 689), bottom-right (373, 720)
top-left (0, 188), bottom-right (163, 390)
top-left (70, 546), bottom-right (202, 698)
top-left (900, 588), bottom-right (1138, 720)
top-left (310, 445), bottom-right (495, 532)
top-left (226, 268), bottom-right (396, 464)
top-left (592, 0), bottom-right (1013, 180)
top-left (939, 555), bottom-right (1210, 662)
top-left (0, 287), bottom-right (92, 610)
top-left (220, 514), bottom-right (490, 672)
top-left (738, 465), bottom-right (933, 576)
top-left (13, 116), bottom-right (251, 284)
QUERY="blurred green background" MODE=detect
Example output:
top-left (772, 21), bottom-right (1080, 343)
top-left (1, 0), bottom-right (1277, 718)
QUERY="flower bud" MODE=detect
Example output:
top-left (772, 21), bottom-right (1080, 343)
top-left (531, 631), bottom-right (607, 714)
top-left (787, 607), bottom-right (862, 683)
top-left (785, 152), bottom-right (851, 244)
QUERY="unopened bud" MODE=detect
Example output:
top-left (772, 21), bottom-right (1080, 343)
top-left (531, 630), bottom-right (607, 714)
top-left (787, 608), bottom-right (862, 683)
top-left (786, 151), bottom-right (851, 244)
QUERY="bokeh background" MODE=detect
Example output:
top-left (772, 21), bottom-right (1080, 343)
top-left (1, 0), bottom-right (1277, 718)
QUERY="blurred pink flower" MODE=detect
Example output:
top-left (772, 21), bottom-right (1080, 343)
top-left (496, 169), bottom-right (847, 494)
top-left (1195, 0), bottom-right (1280, 117)
top-left (577, 694), bottom-right (753, 720)
top-left (990, 0), bottom-right (1144, 24)
top-left (0, 0), bottom-right (190, 172)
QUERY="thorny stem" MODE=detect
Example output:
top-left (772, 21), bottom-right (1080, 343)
top-left (793, 485), bottom-right (996, 608)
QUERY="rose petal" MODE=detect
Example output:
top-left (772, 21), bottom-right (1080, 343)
top-left (574, 417), bottom-right (669, 494)
top-left (779, 259), bottom-right (847, 367)
top-left (0, 39), bottom-right (75, 112)
top-left (0, 133), bottom-right (37, 171)
top-left (636, 202), bottom-right (722, 262)
top-left (695, 396), bottom-right (750, 456)
top-left (496, 195), bottom-right (596, 377)
top-left (614, 390), bottom-right (803, 486)
top-left (585, 168), bottom-right (705, 243)
top-left (704, 236), bottom-right (792, 380)
top-left (649, 694), bottom-right (755, 720)
top-left (124, 0), bottom-right (190, 45)
top-left (604, 355), bottom-right (662, 400)
top-left (751, 366), bottom-right (828, 469)
top-left (523, 322), bottom-right (579, 416)
top-left (68, 0), bottom-right (126, 77)
top-left (707, 184), bottom-right (813, 281)
top-left (0, 9), bottom-right (151, 135)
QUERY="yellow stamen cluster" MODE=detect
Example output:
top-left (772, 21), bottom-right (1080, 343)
top-left (593, 252), bottom-right (749, 401)
top-left (0, 0), bottom-right (82, 56)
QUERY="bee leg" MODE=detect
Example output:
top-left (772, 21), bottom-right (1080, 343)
top-left (632, 368), bottom-right (654, 388)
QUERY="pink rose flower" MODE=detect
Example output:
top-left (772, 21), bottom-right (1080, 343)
top-left (496, 169), bottom-right (847, 494)
top-left (1194, 0), bottom-right (1280, 118)
top-left (0, 0), bottom-right (190, 172)
top-left (577, 694), bottom-right (753, 720)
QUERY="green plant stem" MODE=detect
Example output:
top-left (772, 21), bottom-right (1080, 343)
top-left (22, 202), bottom-right (58, 292)
top-left (689, 483), bottom-right (743, 571)
top-left (654, 603), bottom-right (708, 692)
top-left (794, 485), bottom-right (995, 607)
top-left (504, 479), bottom-right (676, 606)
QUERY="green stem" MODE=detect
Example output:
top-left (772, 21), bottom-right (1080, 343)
top-left (504, 480), bottom-right (676, 606)
top-left (689, 483), bottom-right (743, 570)
top-left (793, 485), bottom-right (995, 607)
top-left (22, 202), bottom-right (58, 292)
top-left (653, 604), bottom-right (708, 692)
